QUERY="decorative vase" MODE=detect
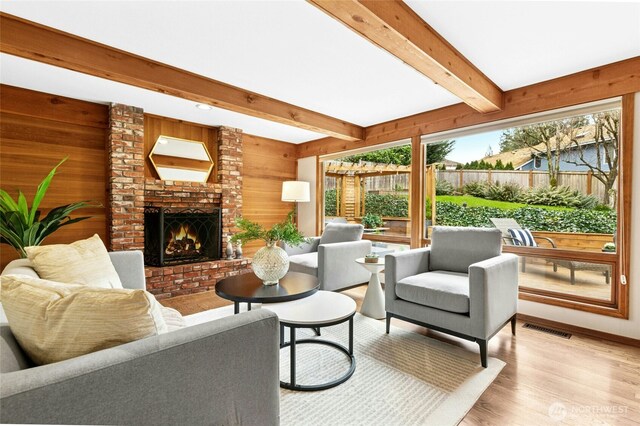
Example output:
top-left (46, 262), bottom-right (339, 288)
top-left (235, 241), bottom-right (243, 259)
top-left (226, 236), bottom-right (235, 260)
top-left (252, 242), bottom-right (289, 285)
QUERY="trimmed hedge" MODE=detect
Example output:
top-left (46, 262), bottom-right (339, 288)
top-left (325, 189), bottom-right (337, 216)
top-left (365, 193), bottom-right (409, 218)
top-left (435, 201), bottom-right (616, 234)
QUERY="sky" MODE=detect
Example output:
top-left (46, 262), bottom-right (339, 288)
top-left (443, 130), bottom-right (503, 164)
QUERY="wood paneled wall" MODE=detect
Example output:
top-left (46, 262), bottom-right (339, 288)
top-left (0, 85), bottom-right (108, 269)
top-left (242, 133), bottom-right (298, 257)
top-left (143, 114), bottom-right (218, 183)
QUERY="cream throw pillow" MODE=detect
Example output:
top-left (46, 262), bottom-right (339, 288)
top-left (161, 307), bottom-right (187, 332)
top-left (25, 234), bottom-right (123, 289)
top-left (0, 274), bottom-right (168, 365)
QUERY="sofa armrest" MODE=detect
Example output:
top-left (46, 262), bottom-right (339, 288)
top-left (108, 250), bottom-right (146, 290)
top-left (318, 240), bottom-right (372, 291)
top-left (281, 237), bottom-right (320, 256)
top-left (0, 310), bottom-right (280, 426)
top-left (384, 248), bottom-right (430, 307)
top-left (468, 254), bottom-right (519, 337)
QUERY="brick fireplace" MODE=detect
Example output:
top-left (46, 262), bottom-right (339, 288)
top-left (106, 104), bottom-right (250, 299)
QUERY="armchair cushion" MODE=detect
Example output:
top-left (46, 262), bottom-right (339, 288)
top-left (429, 226), bottom-right (502, 274)
top-left (396, 271), bottom-right (470, 314)
top-left (288, 252), bottom-right (319, 277)
top-left (319, 223), bottom-right (364, 245)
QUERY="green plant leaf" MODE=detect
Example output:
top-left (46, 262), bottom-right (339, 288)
top-left (29, 157), bottom-right (67, 224)
top-left (0, 189), bottom-right (20, 213)
top-left (17, 191), bottom-right (30, 223)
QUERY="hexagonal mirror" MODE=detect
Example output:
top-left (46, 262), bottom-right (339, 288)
top-left (149, 135), bottom-right (214, 183)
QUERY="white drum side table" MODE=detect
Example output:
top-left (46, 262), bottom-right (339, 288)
top-left (355, 257), bottom-right (386, 319)
top-left (263, 291), bottom-right (356, 391)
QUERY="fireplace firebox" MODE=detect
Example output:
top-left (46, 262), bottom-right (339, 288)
top-left (144, 206), bottom-right (222, 266)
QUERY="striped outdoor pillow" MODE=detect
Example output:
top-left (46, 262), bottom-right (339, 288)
top-left (508, 228), bottom-right (537, 247)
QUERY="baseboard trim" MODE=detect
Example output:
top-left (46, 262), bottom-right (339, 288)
top-left (517, 314), bottom-right (640, 347)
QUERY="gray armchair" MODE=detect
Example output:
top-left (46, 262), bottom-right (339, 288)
top-left (1, 251), bottom-right (280, 425)
top-left (282, 223), bottom-right (372, 291)
top-left (385, 226), bottom-right (519, 367)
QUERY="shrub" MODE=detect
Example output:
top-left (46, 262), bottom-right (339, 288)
top-left (435, 201), bottom-right (616, 234)
top-left (484, 181), bottom-right (522, 202)
top-left (362, 213), bottom-right (383, 229)
top-left (324, 189), bottom-right (337, 216)
top-left (519, 186), bottom-right (598, 209)
top-left (365, 193), bottom-right (408, 217)
top-left (462, 181), bottom-right (488, 198)
top-left (435, 179), bottom-right (455, 196)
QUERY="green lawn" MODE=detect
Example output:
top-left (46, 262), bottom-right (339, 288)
top-left (436, 195), bottom-right (572, 211)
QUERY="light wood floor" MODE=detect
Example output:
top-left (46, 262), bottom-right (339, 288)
top-left (162, 285), bottom-right (640, 425)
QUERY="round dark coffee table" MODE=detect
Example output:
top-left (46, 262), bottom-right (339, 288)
top-left (215, 272), bottom-right (319, 314)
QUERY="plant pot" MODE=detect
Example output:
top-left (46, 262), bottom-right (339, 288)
top-left (252, 242), bottom-right (289, 285)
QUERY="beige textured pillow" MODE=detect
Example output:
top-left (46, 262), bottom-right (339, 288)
top-left (0, 274), bottom-right (168, 365)
top-left (25, 234), bottom-right (123, 289)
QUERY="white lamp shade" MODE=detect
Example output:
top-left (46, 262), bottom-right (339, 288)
top-left (281, 181), bottom-right (310, 202)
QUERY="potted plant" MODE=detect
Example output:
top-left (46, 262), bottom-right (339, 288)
top-left (231, 211), bottom-right (307, 285)
top-left (362, 213), bottom-right (383, 230)
top-left (0, 158), bottom-right (94, 258)
top-left (364, 253), bottom-right (379, 264)
top-left (602, 242), bottom-right (616, 253)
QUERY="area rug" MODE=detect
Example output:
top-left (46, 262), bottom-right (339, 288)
top-left (279, 313), bottom-right (505, 426)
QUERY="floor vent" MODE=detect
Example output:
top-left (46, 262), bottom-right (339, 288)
top-left (523, 323), bottom-right (572, 339)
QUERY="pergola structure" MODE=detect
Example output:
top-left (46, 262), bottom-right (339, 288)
top-left (325, 161), bottom-right (436, 222)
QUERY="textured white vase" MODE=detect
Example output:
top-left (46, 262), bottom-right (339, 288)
top-left (252, 242), bottom-right (289, 285)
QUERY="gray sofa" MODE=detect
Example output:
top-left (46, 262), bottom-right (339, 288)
top-left (1, 251), bottom-right (280, 425)
top-left (282, 223), bottom-right (372, 291)
top-left (385, 226), bottom-right (519, 367)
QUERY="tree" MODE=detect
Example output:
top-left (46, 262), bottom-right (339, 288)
top-left (565, 110), bottom-right (620, 206)
top-left (499, 116), bottom-right (587, 187)
top-left (426, 140), bottom-right (456, 165)
top-left (341, 145), bottom-right (411, 165)
top-left (340, 139), bottom-right (455, 166)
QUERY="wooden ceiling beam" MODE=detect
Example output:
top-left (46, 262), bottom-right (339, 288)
top-left (308, 0), bottom-right (504, 113)
top-left (0, 12), bottom-right (364, 142)
top-left (297, 56), bottom-right (640, 158)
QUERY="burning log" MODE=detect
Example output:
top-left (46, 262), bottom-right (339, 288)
top-left (165, 223), bottom-right (202, 257)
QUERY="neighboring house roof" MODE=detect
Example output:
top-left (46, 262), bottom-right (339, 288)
top-left (480, 124), bottom-right (615, 169)
top-left (435, 158), bottom-right (461, 167)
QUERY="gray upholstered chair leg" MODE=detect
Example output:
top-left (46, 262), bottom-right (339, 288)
top-left (511, 315), bottom-right (517, 335)
top-left (385, 314), bottom-right (391, 334)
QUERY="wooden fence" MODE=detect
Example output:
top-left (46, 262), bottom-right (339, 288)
top-left (436, 170), bottom-right (612, 202)
top-left (327, 170), bottom-right (612, 202)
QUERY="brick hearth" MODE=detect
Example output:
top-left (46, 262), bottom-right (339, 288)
top-left (106, 104), bottom-right (251, 299)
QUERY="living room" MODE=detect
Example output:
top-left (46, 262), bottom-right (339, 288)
top-left (0, 1), bottom-right (639, 425)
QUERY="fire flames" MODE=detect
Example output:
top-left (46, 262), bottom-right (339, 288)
top-left (165, 223), bottom-right (202, 256)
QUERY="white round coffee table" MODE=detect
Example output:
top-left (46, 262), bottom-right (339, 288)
top-left (355, 257), bottom-right (386, 319)
top-left (263, 291), bottom-right (356, 391)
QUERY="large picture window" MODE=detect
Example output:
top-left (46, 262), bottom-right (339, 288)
top-left (421, 99), bottom-right (631, 317)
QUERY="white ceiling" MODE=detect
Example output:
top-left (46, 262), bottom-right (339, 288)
top-left (406, 0), bottom-right (640, 90)
top-left (1, 1), bottom-right (639, 144)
